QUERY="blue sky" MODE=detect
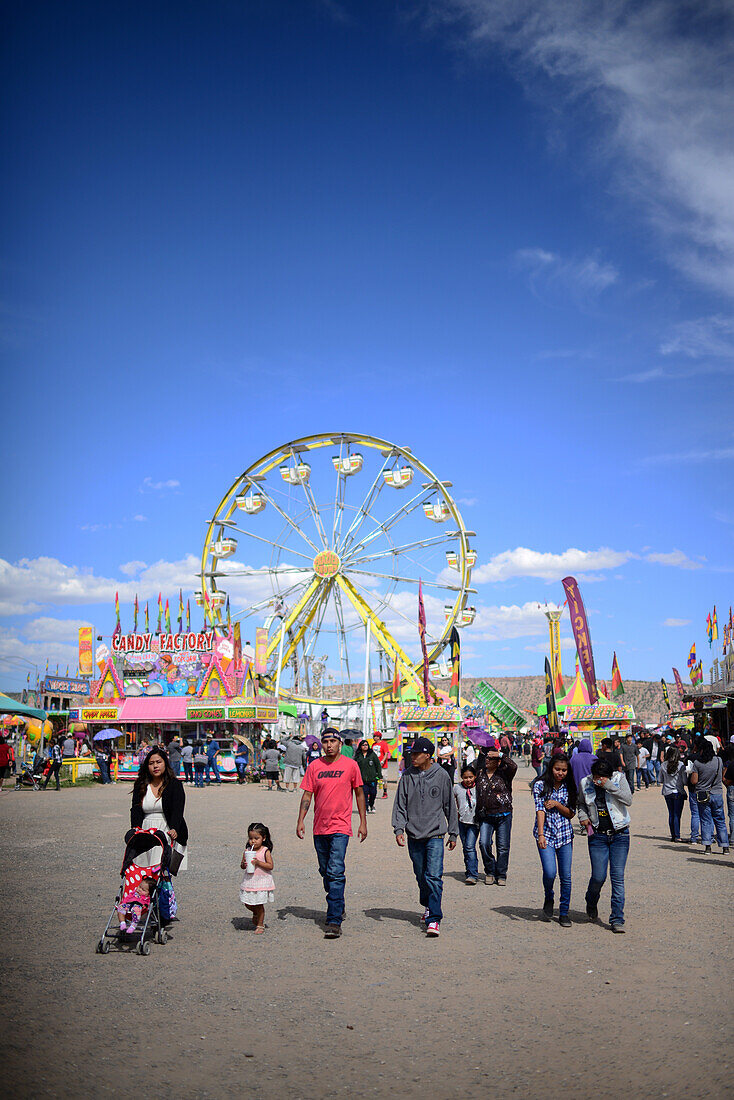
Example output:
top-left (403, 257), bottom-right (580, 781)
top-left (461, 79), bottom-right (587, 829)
top-left (1, 0), bottom-right (732, 692)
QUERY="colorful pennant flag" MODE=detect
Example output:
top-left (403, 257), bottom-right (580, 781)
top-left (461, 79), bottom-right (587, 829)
top-left (554, 666), bottom-right (564, 696)
top-left (391, 658), bottom-right (401, 702)
top-left (418, 580), bottom-right (430, 705)
top-left (706, 612), bottom-right (713, 645)
top-left (165, 599), bottom-right (171, 633)
top-left (448, 627), bottom-right (460, 703)
top-left (712, 606), bottom-right (718, 641)
top-left (144, 601), bottom-right (149, 633)
top-left (672, 667), bottom-right (685, 702)
top-left (611, 652), bottom-right (625, 697)
top-left (226, 596), bottom-right (231, 630)
top-left (233, 620), bottom-right (242, 664)
top-left (178, 588), bottom-right (184, 633)
top-left (186, 599), bottom-right (191, 632)
top-left (133, 593), bottom-right (139, 633)
top-left (156, 593), bottom-right (163, 633)
top-left (687, 642), bottom-right (696, 670)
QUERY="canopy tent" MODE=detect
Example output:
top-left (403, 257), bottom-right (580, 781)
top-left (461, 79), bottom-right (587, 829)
top-left (277, 703), bottom-right (299, 718)
top-left (0, 692), bottom-right (47, 722)
top-left (537, 666), bottom-right (612, 717)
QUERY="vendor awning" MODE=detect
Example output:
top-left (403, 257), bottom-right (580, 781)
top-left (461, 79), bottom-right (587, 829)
top-left (0, 692), bottom-right (47, 722)
top-left (117, 697), bottom-right (190, 722)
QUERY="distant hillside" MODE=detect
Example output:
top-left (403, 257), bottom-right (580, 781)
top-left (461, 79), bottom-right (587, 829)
top-left (451, 676), bottom-right (675, 727)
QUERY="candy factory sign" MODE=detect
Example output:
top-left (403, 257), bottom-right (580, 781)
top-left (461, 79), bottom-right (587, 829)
top-left (111, 632), bottom-right (215, 654)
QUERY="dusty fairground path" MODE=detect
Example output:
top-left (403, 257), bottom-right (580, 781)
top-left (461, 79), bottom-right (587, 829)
top-left (1, 766), bottom-right (731, 1100)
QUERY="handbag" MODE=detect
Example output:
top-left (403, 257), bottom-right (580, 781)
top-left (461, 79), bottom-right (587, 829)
top-left (158, 878), bottom-right (177, 922)
top-left (168, 841), bottom-right (186, 875)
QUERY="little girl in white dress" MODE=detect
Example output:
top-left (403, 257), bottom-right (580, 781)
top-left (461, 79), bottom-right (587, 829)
top-left (239, 822), bottom-right (274, 934)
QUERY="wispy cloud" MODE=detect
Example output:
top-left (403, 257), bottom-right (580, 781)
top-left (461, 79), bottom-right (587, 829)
top-left (458, 497), bottom-right (478, 506)
top-left (616, 367), bottom-right (666, 384)
top-left (515, 247), bottom-right (618, 303)
top-left (472, 546), bottom-right (632, 584)
top-left (663, 617), bottom-right (691, 627)
top-left (640, 447), bottom-right (734, 466)
top-left (646, 550), bottom-right (702, 571)
top-left (140, 477), bottom-right (181, 493)
top-left (660, 315), bottom-right (734, 360)
top-left (438, 0), bottom-right (734, 299)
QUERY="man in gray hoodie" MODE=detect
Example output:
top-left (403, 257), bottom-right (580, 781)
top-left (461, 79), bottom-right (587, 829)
top-left (392, 737), bottom-right (459, 937)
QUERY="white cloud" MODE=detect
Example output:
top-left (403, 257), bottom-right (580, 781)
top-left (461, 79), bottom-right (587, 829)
top-left (120, 561), bottom-right (147, 577)
top-left (133, 514), bottom-right (148, 523)
top-left (616, 367), bottom-right (665, 384)
top-left (524, 635), bottom-right (577, 653)
top-left (0, 626), bottom-right (79, 682)
top-left (458, 497), bottom-right (478, 506)
top-left (660, 315), bottom-right (734, 360)
top-left (663, 617), bottom-right (691, 627)
top-left (515, 247), bottom-right (618, 301)
top-left (472, 546), bottom-right (632, 583)
top-left (646, 550), bottom-right (702, 570)
top-left (24, 617), bottom-right (93, 642)
top-left (140, 477), bottom-right (181, 493)
top-left (470, 601), bottom-right (556, 641)
top-left (440, 0), bottom-right (734, 299)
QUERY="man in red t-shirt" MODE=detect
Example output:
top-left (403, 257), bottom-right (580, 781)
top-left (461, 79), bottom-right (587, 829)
top-left (297, 727), bottom-right (367, 938)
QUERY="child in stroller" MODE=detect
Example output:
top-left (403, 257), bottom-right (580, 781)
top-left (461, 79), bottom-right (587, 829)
top-left (96, 827), bottom-right (171, 955)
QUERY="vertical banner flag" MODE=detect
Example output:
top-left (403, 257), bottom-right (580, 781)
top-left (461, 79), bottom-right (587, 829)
top-left (687, 643), bottom-right (696, 674)
top-left (554, 666), bottom-right (564, 696)
top-left (448, 627), bottom-right (461, 703)
top-left (78, 626), bottom-right (93, 677)
top-left (165, 599), bottom-right (171, 633)
top-left (133, 594), bottom-right (139, 633)
top-left (672, 667), bottom-right (686, 703)
top-left (255, 627), bottom-right (268, 674)
top-left (545, 657), bottom-right (559, 733)
top-left (561, 576), bottom-right (598, 704)
top-left (598, 680), bottom-right (608, 699)
top-left (611, 652), bottom-right (625, 697)
top-left (661, 678), bottom-right (671, 711)
top-left (226, 596), bottom-right (231, 630)
top-left (186, 599), bottom-right (191, 631)
top-left (712, 606), bottom-right (718, 641)
top-left (114, 591), bottom-right (121, 637)
top-left (391, 658), bottom-right (401, 702)
top-left (706, 613), bottom-right (713, 645)
top-left (418, 580), bottom-right (430, 705)
top-left (144, 601), bottom-right (149, 633)
top-left (233, 621), bottom-right (242, 665)
top-left (178, 588), bottom-right (184, 632)
top-left (156, 593), bottom-right (163, 633)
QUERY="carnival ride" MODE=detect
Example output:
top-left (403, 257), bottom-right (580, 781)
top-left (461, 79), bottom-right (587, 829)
top-left (200, 433), bottom-right (477, 709)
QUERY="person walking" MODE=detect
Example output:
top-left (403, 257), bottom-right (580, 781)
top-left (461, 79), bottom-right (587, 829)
top-left (0, 736), bottom-right (12, 793)
top-left (354, 739), bottom-right (382, 812)
top-left (43, 738), bottom-right (64, 790)
top-left (96, 739), bottom-right (112, 784)
top-left (635, 741), bottom-right (651, 790)
top-left (234, 740), bottom-right (249, 784)
top-left (205, 733), bottom-right (222, 785)
top-left (181, 739), bottom-right (194, 784)
top-left (280, 733), bottom-right (306, 792)
top-left (723, 743), bottom-right (734, 844)
top-left (532, 753), bottom-right (577, 926)
top-left (296, 728), bottom-right (367, 938)
top-left (620, 735), bottom-right (637, 796)
top-left (475, 736), bottom-right (517, 886)
top-left (193, 741), bottom-right (207, 788)
top-left (570, 737), bottom-right (596, 794)
top-left (262, 738), bottom-right (283, 791)
top-left (660, 745), bottom-right (687, 841)
top-left (391, 737), bottom-right (458, 937)
top-left (577, 757), bottom-right (633, 933)
top-left (168, 736), bottom-right (182, 778)
top-left (373, 733), bottom-right (391, 798)
top-left (689, 739), bottom-right (729, 854)
top-left (531, 738), bottom-right (544, 779)
top-left (437, 737), bottom-right (456, 779)
top-left (454, 763), bottom-right (479, 885)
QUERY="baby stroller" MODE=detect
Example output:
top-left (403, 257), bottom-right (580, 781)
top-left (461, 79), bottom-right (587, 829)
top-left (15, 756), bottom-right (47, 790)
top-left (96, 827), bottom-right (171, 956)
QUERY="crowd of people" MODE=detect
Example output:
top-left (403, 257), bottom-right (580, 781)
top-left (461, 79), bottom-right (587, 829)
top-left (115, 720), bottom-right (732, 946)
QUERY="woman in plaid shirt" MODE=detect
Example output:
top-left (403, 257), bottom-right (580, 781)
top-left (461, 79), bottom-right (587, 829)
top-left (532, 754), bottom-right (577, 927)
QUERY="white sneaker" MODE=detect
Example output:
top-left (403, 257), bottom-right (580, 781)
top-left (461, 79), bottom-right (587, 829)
top-left (426, 921), bottom-right (440, 937)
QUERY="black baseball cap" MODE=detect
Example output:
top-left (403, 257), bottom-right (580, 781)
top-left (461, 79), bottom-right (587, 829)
top-left (410, 736), bottom-right (435, 756)
top-left (322, 727), bottom-right (343, 741)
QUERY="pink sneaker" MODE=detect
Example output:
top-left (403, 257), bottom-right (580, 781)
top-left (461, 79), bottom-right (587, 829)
top-left (420, 908), bottom-right (429, 925)
top-left (426, 921), bottom-right (440, 937)
top-left (119, 920), bottom-right (127, 932)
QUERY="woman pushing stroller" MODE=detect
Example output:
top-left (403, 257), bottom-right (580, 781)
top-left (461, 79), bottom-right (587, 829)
top-left (130, 747), bottom-right (188, 914)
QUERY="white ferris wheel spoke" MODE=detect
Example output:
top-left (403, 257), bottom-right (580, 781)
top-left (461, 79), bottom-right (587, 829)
top-left (344, 532), bottom-right (456, 567)
top-left (348, 574), bottom-right (442, 648)
top-left (342, 485), bottom-right (437, 558)
top-left (348, 569), bottom-right (466, 592)
top-left (287, 446), bottom-right (329, 547)
top-left (230, 577), bottom-right (314, 622)
top-left (330, 438), bottom-right (346, 549)
top-left (215, 520), bottom-right (315, 563)
top-left (240, 481), bottom-right (321, 554)
top-left (337, 450), bottom-right (395, 556)
top-left (332, 584), bottom-right (354, 689)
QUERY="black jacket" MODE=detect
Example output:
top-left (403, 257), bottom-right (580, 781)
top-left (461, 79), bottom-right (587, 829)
top-left (130, 777), bottom-right (188, 846)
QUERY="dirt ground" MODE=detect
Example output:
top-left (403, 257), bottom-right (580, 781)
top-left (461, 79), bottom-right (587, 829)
top-left (1, 763), bottom-right (731, 1099)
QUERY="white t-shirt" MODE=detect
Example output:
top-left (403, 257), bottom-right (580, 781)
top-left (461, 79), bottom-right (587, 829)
top-left (637, 746), bottom-right (650, 765)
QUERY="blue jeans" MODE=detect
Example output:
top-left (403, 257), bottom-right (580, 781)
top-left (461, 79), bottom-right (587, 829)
top-left (194, 764), bottom-right (205, 788)
top-left (538, 840), bottom-right (573, 916)
top-left (206, 758), bottom-right (221, 784)
top-left (458, 822), bottom-right (479, 879)
top-left (636, 766), bottom-right (649, 789)
top-left (313, 833), bottom-right (349, 926)
top-left (406, 835), bottom-right (444, 923)
top-left (699, 790), bottom-right (729, 847)
top-left (650, 759), bottom-right (662, 784)
top-left (96, 757), bottom-right (111, 784)
top-left (688, 791), bottom-right (700, 841)
top-left (478, 814), bottom-right (512, 879)
top-left (235, 760), bottom-right (248, 781)
top-left (663, 792), bottom-right (685, 839)
top-left (183, 761), bottom-right (194, 783)
top-left (586, 828), bottom-right (630, 927)
top-left (727, 786), bottom-right (734, 842)
top-left (363, 780), bottom-right (377, 810)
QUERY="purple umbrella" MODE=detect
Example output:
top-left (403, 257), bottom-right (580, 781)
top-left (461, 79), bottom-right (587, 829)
top-left (305, 734), bottom-right (322, 749)
top-left (93, 728), bottom-right (121, 741)
top-left (466, 728), bottom-right (498, 748)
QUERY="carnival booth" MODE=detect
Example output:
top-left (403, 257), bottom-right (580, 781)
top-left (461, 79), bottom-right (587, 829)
top-left (537, 666), bottom-right (634, 749)
top-left (394, 702), bottom-right (462, 760)
top-left (70, 631), bottom-right (279, 780)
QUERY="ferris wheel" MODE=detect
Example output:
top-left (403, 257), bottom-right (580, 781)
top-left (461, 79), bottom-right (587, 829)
top-left (199, 433), bottom-right (477, 707)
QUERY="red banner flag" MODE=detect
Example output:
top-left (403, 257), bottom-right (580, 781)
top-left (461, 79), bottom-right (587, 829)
top-left (611, 652), bottom-right (624, 697)
top-left (561, 577), bottom-right (598, 704)
top-left (448, 627), bottom-right (460, 703)
top-left (391, 659), bottom-right (400, 702)
top-left (672, 667), bottom-right (685, 702)
top-left (418, 580), bottom-right (430, 705)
